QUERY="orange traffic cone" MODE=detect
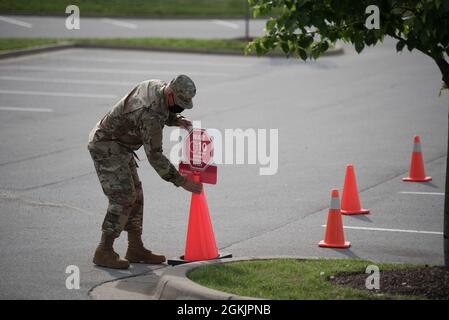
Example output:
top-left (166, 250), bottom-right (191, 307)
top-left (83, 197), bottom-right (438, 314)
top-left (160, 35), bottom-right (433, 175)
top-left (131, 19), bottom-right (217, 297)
top-left (402, 135), bottom-right (432, 182)
top-left (319, 189), bottom-right (351, 248)
top-left (341, 164), bottom-right (370, 215)
top-left (183, 175), bottom-right (219, 261)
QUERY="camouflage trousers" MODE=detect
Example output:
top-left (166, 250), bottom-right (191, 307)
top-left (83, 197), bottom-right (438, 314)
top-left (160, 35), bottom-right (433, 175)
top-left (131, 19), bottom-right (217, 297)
top-left (88, 141), bottom-right (143, 238)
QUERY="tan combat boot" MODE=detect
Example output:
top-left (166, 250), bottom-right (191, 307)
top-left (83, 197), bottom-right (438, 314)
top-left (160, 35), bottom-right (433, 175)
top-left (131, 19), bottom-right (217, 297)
top-left (93, 233), bottom-right (130, 269)
top-left (125, 231), bottom-right (166, 264)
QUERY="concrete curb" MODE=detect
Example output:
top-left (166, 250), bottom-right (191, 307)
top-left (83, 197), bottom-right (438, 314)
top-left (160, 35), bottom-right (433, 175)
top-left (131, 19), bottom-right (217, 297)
top-left (152, 255), bottom-right (321, 300)
top-left (0, 43), bottom-right (74, 60)
top-left (89, 255), bottom-right (323, 300)
top-left (153, 257), bottom-right (259, 300)
top-left (0, 42), bottom-right (344, 60)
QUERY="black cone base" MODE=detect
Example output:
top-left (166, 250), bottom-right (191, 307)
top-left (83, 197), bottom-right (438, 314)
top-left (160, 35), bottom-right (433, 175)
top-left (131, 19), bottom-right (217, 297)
top-left (167, 252), bottom-right (233, 266)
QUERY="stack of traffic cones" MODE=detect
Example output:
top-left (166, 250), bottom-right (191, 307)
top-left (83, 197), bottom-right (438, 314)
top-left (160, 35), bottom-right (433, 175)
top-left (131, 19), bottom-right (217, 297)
top-left (319, 189), bottom-right (351, 248)
top-left (403, 135), bottom-right (432, 182)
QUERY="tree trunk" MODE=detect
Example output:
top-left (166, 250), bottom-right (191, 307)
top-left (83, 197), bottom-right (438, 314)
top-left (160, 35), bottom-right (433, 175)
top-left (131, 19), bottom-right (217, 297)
top-left (442, 90), bottom-right (448, 268)
top-left (436, 57), bottom-right (449, 88)
top-left (436, 57), bottom-right (449, 267)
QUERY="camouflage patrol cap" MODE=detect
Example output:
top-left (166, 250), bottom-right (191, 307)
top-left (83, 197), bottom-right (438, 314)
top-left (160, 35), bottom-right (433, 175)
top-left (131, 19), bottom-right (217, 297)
top-left (169, 74), bottom-right (196, 109)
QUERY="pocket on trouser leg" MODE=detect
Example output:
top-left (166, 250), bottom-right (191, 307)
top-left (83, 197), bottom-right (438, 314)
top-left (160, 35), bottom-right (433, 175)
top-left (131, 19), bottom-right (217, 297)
top-left (124, 181), bottom-right (143, 232)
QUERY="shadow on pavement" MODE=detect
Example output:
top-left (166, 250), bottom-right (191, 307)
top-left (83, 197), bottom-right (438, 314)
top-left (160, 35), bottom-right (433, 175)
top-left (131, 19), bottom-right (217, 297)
top-left (93, 263), bottom-right (162, 278)
top-left (347, 215), bottom-right (373, 223)
top-left (420, 181), bottom-right (440, 189)
top-left (329, 248), bottom-right (360, 259)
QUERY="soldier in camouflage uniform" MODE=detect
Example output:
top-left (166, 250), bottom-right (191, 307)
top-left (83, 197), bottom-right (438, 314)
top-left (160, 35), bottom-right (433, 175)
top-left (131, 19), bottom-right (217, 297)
top-left (88, 75), bottom-right (202, 269)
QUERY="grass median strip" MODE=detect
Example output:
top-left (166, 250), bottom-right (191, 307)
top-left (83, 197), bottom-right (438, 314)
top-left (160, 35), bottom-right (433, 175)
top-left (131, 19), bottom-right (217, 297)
top-left (0, 38), bottom-right (61, 51)
top-left (75, 37), bottom-right (248, 52)
top-left (0, 38), bottom-right (337, 58)
top-left (0, 37), bottom-right (248, 53)
top-left (187, 258), bottom-right (445, 300)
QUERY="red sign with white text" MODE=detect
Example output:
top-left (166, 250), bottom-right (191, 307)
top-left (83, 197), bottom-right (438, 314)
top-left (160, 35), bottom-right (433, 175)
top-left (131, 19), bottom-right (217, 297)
top-left (179, 128), bottom-right (217, 184)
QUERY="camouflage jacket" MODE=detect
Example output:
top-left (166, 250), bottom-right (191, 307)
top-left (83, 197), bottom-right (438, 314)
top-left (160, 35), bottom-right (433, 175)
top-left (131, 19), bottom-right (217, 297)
top-left (88, 79), bottom-right (186, 187)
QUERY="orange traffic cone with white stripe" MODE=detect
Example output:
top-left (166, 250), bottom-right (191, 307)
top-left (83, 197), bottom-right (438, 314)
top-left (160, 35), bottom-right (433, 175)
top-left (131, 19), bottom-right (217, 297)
top-left (183, 174), bottom-right (219, 261)
top-left (402, 135), bottom-right (432, 182)
top-left (341, 164), bottom-right (370, 215)
top-left (319, 189), bottom-right (351, 249)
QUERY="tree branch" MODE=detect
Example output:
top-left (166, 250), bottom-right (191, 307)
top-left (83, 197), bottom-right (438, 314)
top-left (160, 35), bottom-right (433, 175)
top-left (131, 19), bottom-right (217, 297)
top-left (387, 32), bottom-right (448, 86)
top-left (435, 56), bottom-right (449, 87)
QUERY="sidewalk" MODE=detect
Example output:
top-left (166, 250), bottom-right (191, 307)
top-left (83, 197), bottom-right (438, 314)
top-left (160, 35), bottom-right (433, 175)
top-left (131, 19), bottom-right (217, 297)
top-left (91, 257), bottom-right (278, 300)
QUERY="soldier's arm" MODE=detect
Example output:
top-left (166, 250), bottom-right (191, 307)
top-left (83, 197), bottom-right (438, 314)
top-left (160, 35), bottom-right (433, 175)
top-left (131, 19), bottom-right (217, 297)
top-left (142, 116), bottom-right (186, 187)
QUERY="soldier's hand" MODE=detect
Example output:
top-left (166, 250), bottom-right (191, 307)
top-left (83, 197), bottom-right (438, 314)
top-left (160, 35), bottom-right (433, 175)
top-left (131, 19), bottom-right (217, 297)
top-left (178, 118), bottom-right (192, 129)
top-left (181, 179), bottom-right (203, 194)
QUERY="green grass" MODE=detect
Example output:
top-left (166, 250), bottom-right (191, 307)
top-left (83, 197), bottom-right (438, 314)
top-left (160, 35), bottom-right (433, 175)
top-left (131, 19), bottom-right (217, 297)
top-left (0, 0), bottom-right (253, 18)
top-left (0, 38), bottom-right (61, 51)
top-left (0, 37), bottom-right (248, 53)
top-left (0, 37), bottom-right (335, 57)
top-left (75, 37), bottom-right (248, 51)
top-left (188, 258), bottom-right (425, 300)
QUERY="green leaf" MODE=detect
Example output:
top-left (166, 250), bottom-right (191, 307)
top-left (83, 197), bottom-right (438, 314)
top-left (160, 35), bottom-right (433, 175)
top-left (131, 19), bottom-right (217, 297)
top-left (299, 36), bottom-right (314, 49)
top-left (281, 42), bottom-right (290, 54)
top-left (266, 18), bottom-right (276, 32)
top-left (355, 40), bottom-right (364, 53)
top-left (311, 47), bottom-right (321, 59)
top-left (298, 48), bottom-right (308, 60)
top-left (262, 37), bottom-right (275, 50)
top-left (406, 40), bottom-right (416, 51)
top-left (244, 43), bottom-right (252, 55)
top-left (443, 0), bottom-right (449, 12)
top-left (255, 41), bottom-right (264, 56)
top-left (396, 40), bottom-right (406, 52)
top-left (320, 41), bottom-right (329, 52)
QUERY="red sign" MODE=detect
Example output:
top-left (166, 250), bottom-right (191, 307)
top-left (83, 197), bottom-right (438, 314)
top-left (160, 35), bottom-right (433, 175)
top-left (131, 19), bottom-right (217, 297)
top-left (179, 128), bottom-right (217, 184)
top-left (184, 128), bottom-right (214, 170)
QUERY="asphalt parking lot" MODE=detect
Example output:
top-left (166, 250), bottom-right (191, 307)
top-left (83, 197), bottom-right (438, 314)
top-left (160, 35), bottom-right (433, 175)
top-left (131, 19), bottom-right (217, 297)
top-left (0, 39), bottom-right (446, 299)
top-left (0, 15), bottom-right (267, 39)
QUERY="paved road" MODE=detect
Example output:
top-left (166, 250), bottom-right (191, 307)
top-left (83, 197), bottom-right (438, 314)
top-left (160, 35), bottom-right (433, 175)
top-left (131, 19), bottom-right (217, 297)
top-left (0, 15), bottom-right (267, 39)
top-left (0, 39), bottom-right (447, 299)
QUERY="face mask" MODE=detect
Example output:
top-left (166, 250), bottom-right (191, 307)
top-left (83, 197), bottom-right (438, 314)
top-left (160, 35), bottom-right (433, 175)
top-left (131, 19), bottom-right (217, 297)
top-left (169, 104), bottom-right (185, 114)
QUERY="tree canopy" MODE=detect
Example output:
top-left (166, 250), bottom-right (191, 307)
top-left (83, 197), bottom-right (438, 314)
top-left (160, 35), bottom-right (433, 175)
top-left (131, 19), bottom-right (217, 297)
top-left (247, 0), bottom-right (449, 85)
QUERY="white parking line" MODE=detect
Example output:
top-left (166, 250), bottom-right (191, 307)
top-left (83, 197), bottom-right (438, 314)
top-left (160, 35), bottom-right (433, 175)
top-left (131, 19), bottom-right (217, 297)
top-left (399, 191), bottom-right (444, 196)
top-left (0, 106), bottom-right (53, 112)
top-left (0, 65), bottom-right (230, 77)
top-left (0, 89), bottom-right (117, 99)
top-left (0, 16), bottom-right (33, 28)
top-left (101, 18), bottom-right (137, 29)
top-left (0, 76), bottom-right (134, 86)
top-left (321, 225), bottom-right (442, 235)
top-left (212, 19), bottom-right (240, 29)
